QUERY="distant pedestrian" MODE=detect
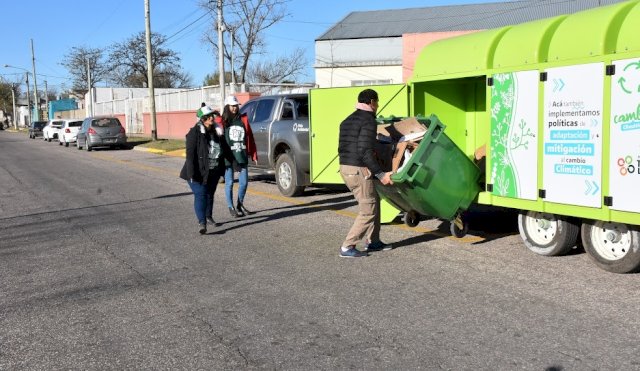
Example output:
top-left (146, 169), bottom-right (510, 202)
top-left (216, 95), bottom-right (257, 217)
top-left (337, 88), bottom-right (394, 258)
top-left (180, 105), bottom-right (226, 234)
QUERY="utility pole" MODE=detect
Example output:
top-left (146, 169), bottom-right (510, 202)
top-left (25, 72), bottom-right (32, 125)
top-left (10, 84), bottom-right (17, 130)
top-left (145, 0), bottom-right (158, 140)
top-left (217, 0), bottom-right (225, 107)
top-left (230, 27), bottom-right (236, 93)
top-left (44, 80), bottom-right (49, 120)
top-left (31, 39), bottom-right (39, 121)
top-left (86, 58), bottom-right (94, 117)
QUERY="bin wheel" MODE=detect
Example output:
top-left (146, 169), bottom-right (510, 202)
top-left (404, 211), bottom-right (420, 227)
top-left (450, 215), bottom-right (469, 238)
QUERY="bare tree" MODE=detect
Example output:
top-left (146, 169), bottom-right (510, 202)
top-left (201, 0), bottom-right (289, 83)
top-left (107, 31), bottom-right (192, 88)
top-left (247, 48), bottom-right (307, 83)
top-left (60, 46), bottom-right (109, 95)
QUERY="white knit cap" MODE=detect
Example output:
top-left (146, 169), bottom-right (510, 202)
top-left (224, 95), bottom-right (240, 106)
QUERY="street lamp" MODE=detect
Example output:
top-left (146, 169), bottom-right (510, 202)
top-left (4, 64), bottom-right (40, 123)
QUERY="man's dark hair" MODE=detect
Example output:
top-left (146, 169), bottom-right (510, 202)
top-left (201, 102), bottom-right (206, 107)
top-left (357, 89), bottom-right (378, 104)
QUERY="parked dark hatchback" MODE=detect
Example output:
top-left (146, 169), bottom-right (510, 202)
top-left (77, 117), bottom-right (128, 151)
top-left (28, 121), bottom-right (48, 139)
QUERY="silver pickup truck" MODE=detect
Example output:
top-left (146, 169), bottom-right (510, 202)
top-left (240, 93), bottom-right (310, 196)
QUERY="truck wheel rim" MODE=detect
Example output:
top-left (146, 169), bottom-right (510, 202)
top-left (525, 212), bottom-right (557, 245)
top-left (278, 162), bottom-right (292, 190)
top-left (589, 221), bottom-right (630, 261)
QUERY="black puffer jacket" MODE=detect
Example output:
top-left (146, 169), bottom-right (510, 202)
top-left (338, 109), bottom-right (383, 175)
top-left (179, 122), bottom-right (223, 184)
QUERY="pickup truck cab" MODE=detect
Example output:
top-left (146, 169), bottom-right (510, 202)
top-left (240, 94), bottom-right (310, 196)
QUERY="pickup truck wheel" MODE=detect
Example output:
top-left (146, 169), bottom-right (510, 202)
top-left (276, 152), bottom-right (304, 197)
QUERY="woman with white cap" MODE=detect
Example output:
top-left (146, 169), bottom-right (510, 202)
top-left (179, 105), bottom-right (225, 234)
top-left (217, 95), bottom-right (258, 217)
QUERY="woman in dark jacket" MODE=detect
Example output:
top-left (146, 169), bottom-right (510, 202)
top-left (179, 105), bottom-right (225, 234)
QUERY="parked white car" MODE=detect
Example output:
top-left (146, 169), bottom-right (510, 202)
top-left (57, 119), bottom-right (84, 147)
top-left (42, 120), bottom-right (64, 142)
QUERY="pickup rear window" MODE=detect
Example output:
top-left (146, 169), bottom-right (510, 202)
top-left (254, 99), bottom-right (275, 122)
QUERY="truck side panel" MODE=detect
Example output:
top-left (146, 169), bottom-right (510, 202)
top-left (309, 84), bottom-right (409, 185)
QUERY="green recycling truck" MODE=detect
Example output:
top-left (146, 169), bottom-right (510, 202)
top-left (309, 0), bottom-right (640, 273)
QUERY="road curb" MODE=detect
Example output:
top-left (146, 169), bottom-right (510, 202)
top-left (132, 146), bottom-right (186, 158)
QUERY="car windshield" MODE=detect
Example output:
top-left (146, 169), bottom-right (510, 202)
top-left (92, 118), bottom-right (120, 128)
top-left (68, 121), bottom-right (82, 127)
top-left (33, 122), bottom-right (46, 129)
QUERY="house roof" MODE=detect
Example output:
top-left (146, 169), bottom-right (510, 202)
top-left (316, 0), bottom-right (629, 40)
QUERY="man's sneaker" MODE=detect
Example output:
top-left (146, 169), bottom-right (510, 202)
top-left (198, 223), bottom-right (207, 234)
top-left (339, 246), bottom-right (368, 258)
top-left (206, 217), bottom-right (219, 226)
top-left (365, 240), bottom-right (393, 252)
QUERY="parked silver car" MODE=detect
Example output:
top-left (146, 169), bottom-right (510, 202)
top-left (76, 116), bottom-right (127, 151)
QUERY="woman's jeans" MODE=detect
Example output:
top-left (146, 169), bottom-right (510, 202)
top-left (187, 169), bottom-right (222, 224)
top-left (224, 165), bottom-right (248, 208)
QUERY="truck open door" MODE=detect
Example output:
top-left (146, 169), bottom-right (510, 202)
top-left (309, 84), bottom-right (410, 222)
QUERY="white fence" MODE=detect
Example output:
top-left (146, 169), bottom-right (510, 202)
top-left (92, 83), bottom-right (314, 134)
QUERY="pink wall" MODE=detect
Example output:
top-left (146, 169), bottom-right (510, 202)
top-left (402, 31), bottom-right (480, 81)
top-left (138, 93), bottom-right (263, 139)
top-left (142, 111), bottom-right (198, 139)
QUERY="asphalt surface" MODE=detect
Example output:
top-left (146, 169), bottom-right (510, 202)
top-left (2, 130), bottom-right (640, 370)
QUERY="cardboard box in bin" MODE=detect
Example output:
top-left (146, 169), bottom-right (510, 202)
top-left (376, 117), bottom-right (428, 173)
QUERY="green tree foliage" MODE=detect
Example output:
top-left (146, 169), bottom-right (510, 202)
top-left (0, 79), bottom-right (19, 117)
top-left (107, 32), bottom-right (192, 88)
top-left (203, 71), bottom-right (235, 86)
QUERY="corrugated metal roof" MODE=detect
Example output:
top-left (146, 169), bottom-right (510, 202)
top-left (317, 0), bottom-right (629, 40)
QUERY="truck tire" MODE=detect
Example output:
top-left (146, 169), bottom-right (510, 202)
top-left (276, 152), bottom-right (304, 197)
top-left (518, 210), bottom-right (578, 256)
top-left (582, 220), bottom-right (640, 273)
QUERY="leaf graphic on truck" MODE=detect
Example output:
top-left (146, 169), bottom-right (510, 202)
top-left (490, 71), bottom-right (539, 200)
top-left (491, 73), bottom-right (517, 197)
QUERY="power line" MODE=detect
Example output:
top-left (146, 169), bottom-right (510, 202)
top-left (166, 11), bottom-right (212, 42)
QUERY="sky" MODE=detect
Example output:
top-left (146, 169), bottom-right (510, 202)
top-left (0, 0), bottom-right (506, 94)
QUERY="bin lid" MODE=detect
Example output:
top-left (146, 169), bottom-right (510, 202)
top-left (547, 1), bottom-right (638, 62)
top-left (411, 27), bottom-right (508, 80)
top-left (492, 16), bottom-right (566, 68)
top-left (616, 1), bottom-right (640, 53)
top-left (410, 1), bottom-right (640, 79)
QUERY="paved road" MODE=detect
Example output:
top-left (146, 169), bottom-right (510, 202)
top-left (2, 131), bottom-right (640, 370)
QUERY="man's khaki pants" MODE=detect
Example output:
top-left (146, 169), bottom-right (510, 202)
top-left (339, 164), bottom-right (380, 247)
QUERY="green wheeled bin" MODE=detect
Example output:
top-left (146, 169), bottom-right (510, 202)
top-left (375, 114), bottom-right (481, 237)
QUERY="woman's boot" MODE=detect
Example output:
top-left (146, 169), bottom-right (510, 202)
top-left (237, 201), bottom-right (254, 215)
top-left (229, 207), bottom-right (242, 217)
